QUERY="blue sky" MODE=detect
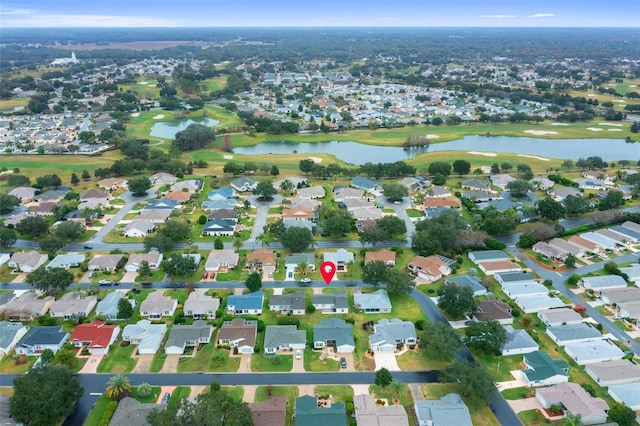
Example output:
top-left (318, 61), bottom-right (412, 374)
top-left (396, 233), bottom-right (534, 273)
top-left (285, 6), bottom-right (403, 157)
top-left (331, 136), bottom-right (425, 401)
top-left (1, 0), bottom-right (638, 27)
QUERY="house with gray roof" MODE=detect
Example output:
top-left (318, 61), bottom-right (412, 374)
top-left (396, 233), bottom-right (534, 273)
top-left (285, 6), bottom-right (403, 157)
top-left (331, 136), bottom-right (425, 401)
top-left (580, 275), bottom-right (628, 292)
top-left (313, 318), bottom-right (355, 353)
top-left (468, 250), bottom-right (509, 264)
top-left (370, 318), bottom-right (416, 352)
top-left (494, 271), bottom-right (536, 285)
top-left (88, 254), bottom-right (125, 272)
top-left (600, 286), bottom-right (640, 305)
top-left (294, 395), bottom-right (347, 426)
top-left (538, 308), bottom-right (583, 327)
top-left (230, 177), bottom-right (258, 192)
top-left (354, 393), bottom-right (409, 426)
top-left (170, 179), bottom-right (203, 192)
top-left (205, 250), bottom-right (239, 272)
top-left (324, 249), bottom-right (354, 271)
top-left (227, 291), bottom-right (264, 315)
top-left (351, 176), bottom-right (382, 192)
top-left (124, 219), bottom-right (156, 238)
top-left (46, 252), bottom-right (85, 269)
top-left (515, 294), bottom-right (566, 313)
top-left (532, 241), bottom-right (567, 261)
top-left (354, 289), bottom-right (392, 313)
top-left (150, 172), bottom-right (177, 185)
top-left (263, 325), bottom-right (306, 354)
top-left (139, 291), bottom-right (177, 319)
top-left (501, 325), bottom-right (539, 355)
top-left (4, 292), bottom-right (54, 321)
top-left (144, 198), bottom-right (181, 211)
top-left (283, 218), bottom-right (315, 232)
top-left (217, 318), bottom-right (257, 354)
top-left (462, 179), bottom-right (489, 191)
top-left (608, 382), bottom-right (640, 410)
top-left (312, 292), bottom-right (348, 314)
top-left (610, 225), bottom-right (640, 243)
top-left (296, 186), bottom-right (325, 199)
top-left (585, 359), bottom-right (640, 386)
top-left (414, 393), bottom-right (472, 426)
top-left (619, 300), bottom-right (640, 321)
top-left (16, 326), bottom-right (69, 355)
top-left (202, 218), bottom-right (236, 236)
top-left (536, 383), bottom-right (608, 425)
top-left (164, 320), bottom-right (212, 355)
top-left (462, 189), bottom-right (495, 202)
top-left (0, 291), bottom-right (16, 312)
top-left (8, 251), bottom-right (48, 273)
top-left (184, 291), bottom-right (220, 319)
top-left (95, 292), bottom-right (128, 320)
top-left (546, 323), bottom-right (603, 346)
top-left (548, 238), bottom-right (586, 258)
top-left (50, 293), bottom-right (97, 319)
top-left (109, 397), bottom-right (165, 426)
top-left (0, 321), bottom-right (29, 356)
top-left (473, 300), bottom-right (514, 324)
top-left (580, 232), bottom-right (618, 251)
top-left (33, 188), bottom-right (69, 203)
top-left (445, 275), bottom-right (487, 296)
top-left (521, 351), bottom-right (569, 387)
top-left (333, 187), bottom-right (364, 202)
top-left (565, 340), bottom-right (625, 365)
top-left (125, 251), bottom-right (163, 272)
top-left (502, 281), bottom-right (548, 299)
top-left (201, 199), bottom-right (237, 211)
top-left (122, 320), bottom-right (167, 355)
top-left (618, 265), bottom-right (640, 284)
top-left (249, 396), bottom-right (287, 426)
top-left (551, 186), bottom-right (581, 201)
top-left (138, 209), bottom-right (172, 223)
top-left (9, 186), bottom-right (36, 203)
top-left (284, 253), bottom-right (316, 271)
top-left (269, 291), bottom-right (306, 315)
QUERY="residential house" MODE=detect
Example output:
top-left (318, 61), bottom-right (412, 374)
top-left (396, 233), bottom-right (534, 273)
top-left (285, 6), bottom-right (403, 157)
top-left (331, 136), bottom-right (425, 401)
top-left (125, 251), bottom-right (163, 272)
top-left (364, 249), bottom-right (396, 266)
top-left (69, 320), bottom-right (120, 355)
top-left (5, 292), bottom-right (54, 321)
top-left (536, 382), bottom-right (608, 425)
top-left (269, 291), bottom-right (306, 315)
top-left (324, 249), bottom-right (355, 271)
top-left (530, 176), bottom-right (554, 190)
top-left (122, 320), bottom-right (167, 355)
top-left (532, 242), bottom-right (567, 261)
top-left (33, 188), bottom-right (69, 203)
top-left (621, 220), bottom-right (640, 234)
top-left (333, 187), bottom-right (364, 202)
top-left (164, 191), bottom-right (192, 203)
top-left (80, 189), bottom-right (109, 205)
top-left (95, 292), bottom-right (127, 320)
top-left (144, 198), bottom-right (181, 211)
top-left (580, 232), bottom-right (617, 251)
top-left (0, 321), bottom-right (29, 356)
top-left (408, 255), bottom-right (451, 282)
top-left (263, 325), bottom-right (306, 354)
top-left (341, 197), bottom-right (375, 211)
top-left (313, 318), bottom-right (355, 353)
top-left (283, 219), bottom-right (314, 232)
top-left (249, 396), bottom-right (287, 426)
top-left (137, 209), bottom-right (172, 223)
top-left (16, 326), bottom-right (69, 355)
top-left (8, 251), bottom-right (47, 273)
top-left (230, 177), bottom-right (258, 192)
top-left (150, 172), bottom-right (177, 185)
top-left (30, 201), bottom-right (59, 216)
top-left (282, 205), bottom-right (315, 221)
top-left (246, 249), bottom-right (277, 274)
top-left (521, 351), bottom-right (570, 387)
top-left (423, 196), bottom-right (462, 209)
top-left (538, 308), bottom-right (583, 327)
top-left (596, 228), bottom-right (632, 246)
top-left (206, 208), bottom-right (238, 223)
top-left (516, 295), bottom-right (566, 313)
top-left (414, 393), bottom-right (472, 426)
top-left (354, 289), bottom-right (392, 313)
top-left (583, 170), bottom-right (614, 186)
top-left (139, 291), bottom-right (177, 319)
top-left (312, 292), bottom-right (348, 314)
top-left (610, 226), bottom-right (640, 244)
top-left (351, 176), bottom-right (382, 192)
top-left (565, 340), bottom-right (625, 365)
top-left (618, 301), bottom-right (640, 321)
top-left (217, 318), bottom-right (257, 354)
top-left (462, 189), bottom-right (495, 202)
top-left (201, 199), bottom-right (237, 211)
top-left (490, 173), bottom-right (516, 189)
top-left (294, 395), bottom-right (347, 426)
top-left (548, 238), bottom-right (586, 258)
top-left (546, 323), bottom-right (603, 346)
top-left (398, 176), bottom-right (427, 192)
top-left (205, 250), bottom-right (239, 272)
top-left (585, 359), bottom-right (640, 386)
top-left (600, 287), bottom-right (640, 305)
top-left (97, 177), bottom-right (127, 190)
top-left (370, 318), bottom-right (417, 352)
top-left (580, 275), bottom-right (628, 292)
top-left (184, 291), bottom-right (220, 319)
top-left (124, 219), bottom-right (156, 238)
top-left (171, 179), bottom-right (203, 192)
top-left (473, 300), bottom-right (514, 324)
top-left (201, 218), bottom-right (236, 236)
top-left (501, 281), bottom-right (548, 299)
top-left (50, 293), bottom-right (97, 319)
top-left (296, 186), bottom-right (325, 199)
top-left (290, 197), bottom-right (322, 211)
top-left (445, 275), bottom-right (487, 296)
top-left (461, 179), bottom-right (489, 191)
top-left (494, 271), bottom-right (536, 286)
top-left (501, 326), bottom-right (539, 355)
top-left (468, 251), bottom-right (521, 275)
top-left (46, 252), bottom-right (85, 269)
top-left (164, 321), bottom-right (212, 355)
top-left (0, 291), bottom-right (15, 312)
top-left (354, 393), bottom-right (409, 426)
top-left (424, 185), bottom-right (452, 198)
top-left (573, 178), bottom-right (606, 190)
top-left (108, 397), bottom-right (166, 426)
top-left (350, 207), bottom-right (383, 221)
top-left (9, 186), bottom-right (36, 203)
top-left (551, 186), bottom-right (581, 202)
top-left (88, 254), bottom-right (125, 272)
top-left (284, 253), bottom-right (316, 273)
top-left (608, 382), bottom-right (640, 410)
top-left (226, 291), bottom-right (264, 315)
top-left (567, 235), bottom-right (602, 254)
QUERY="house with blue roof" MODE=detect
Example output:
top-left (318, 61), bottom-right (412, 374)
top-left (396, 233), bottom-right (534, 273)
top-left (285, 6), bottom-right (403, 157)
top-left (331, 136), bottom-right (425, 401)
top-left (295, 395), bottom-right (347, 426)
top-left (445, 275), bottom-right (487, 296)
top-left (202, 218), bottom-right (237, 236)
top-left (350, 176), bottom-right (382, 192)
top-left (207, 187), bottom-right (235, 201)
top-left (231, 178), bottom-right (258, 193)
top-left (95, 292), bottom-right (126, 320)
top-left (144, 198), bottom-right (181, 210)
top-left (414, 394), bottom-right (472, 426)
top-left (16, 326), bottom-right (69, 356)
top-left (46, 252), bottom-right (84, 269)
top-left (226, 291), bottom-right (264, 315)
top-left (201, 199), bottom-right (237, 211)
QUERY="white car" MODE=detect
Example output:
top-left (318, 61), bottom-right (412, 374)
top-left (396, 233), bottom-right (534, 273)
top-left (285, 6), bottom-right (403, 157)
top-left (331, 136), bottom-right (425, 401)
top-left (300, 278), bottom-right (311, 284)
top-left (295, 350), bottom-right (302, 360)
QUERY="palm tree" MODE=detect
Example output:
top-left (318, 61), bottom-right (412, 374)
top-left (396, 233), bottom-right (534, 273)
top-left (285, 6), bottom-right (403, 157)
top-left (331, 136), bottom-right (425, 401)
top-left (295, 260), bottom-right (310, 277)
top-left (389, 378), bottom-right (405, 401)
top-left (137, 382), bottom-right (152, 398)
top-left (105, 374), bottom-right (132, 401)
top-left (232, 237), bottom-right (244, 252)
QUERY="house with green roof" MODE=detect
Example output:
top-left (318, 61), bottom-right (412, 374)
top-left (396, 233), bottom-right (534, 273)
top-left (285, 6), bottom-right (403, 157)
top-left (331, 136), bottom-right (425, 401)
top-left (521, 350), bottom-right (569, 387)
top-left (313, 318), bottom-right (355, 353)
top-left (264, 325), bottom-right (306, 355)
top-left (294, 395), bottom-right (347, 426)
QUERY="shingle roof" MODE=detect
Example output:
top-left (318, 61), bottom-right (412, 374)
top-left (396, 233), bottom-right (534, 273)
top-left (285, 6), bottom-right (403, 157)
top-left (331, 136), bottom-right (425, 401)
top-left (313, 318), bottom-right (354, 348)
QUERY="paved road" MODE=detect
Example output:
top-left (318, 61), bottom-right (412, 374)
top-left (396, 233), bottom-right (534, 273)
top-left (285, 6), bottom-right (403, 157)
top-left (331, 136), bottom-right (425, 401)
top-left (376, 195), bottom-right (416, 246)
top-left (246, 194), bottom-right (283, 244)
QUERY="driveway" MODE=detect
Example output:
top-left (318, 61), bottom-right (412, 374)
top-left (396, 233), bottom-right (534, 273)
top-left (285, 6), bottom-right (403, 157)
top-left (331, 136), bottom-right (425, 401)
top-left (375, 195), bottom-right (415, 246)
top-left (292, 351), bottom-right (305, 372)
top-left (237, 354), bottom-right (252, 373)
top-left (506, 397), bottom-right (545, 414)
top-left (373, 351), bottom-right (400, 371)
top-left (160, 354), bottom-right (181, 373)
top-left (133, 354), bottom-right (154, 373)
top-left (246, 194), bottom-right (283, 242)
top-left (79, 355), bottom-right (104, 374)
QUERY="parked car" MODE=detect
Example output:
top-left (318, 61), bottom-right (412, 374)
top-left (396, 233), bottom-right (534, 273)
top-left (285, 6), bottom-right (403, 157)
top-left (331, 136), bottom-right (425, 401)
top-left (98, 280), bottom-right (113, 286)
top-left (88, 272), bottom-right (94, 278)
top-left (203, 272), bottom-right (208, 280)
top-left (340, 357), bottom-right (347, 369)
top-left (295, 350), bottom-right (302, 360)
top-left (161, 392), bottom-right (170, 405)
top-left (300, 278), bottom-right (311, 284)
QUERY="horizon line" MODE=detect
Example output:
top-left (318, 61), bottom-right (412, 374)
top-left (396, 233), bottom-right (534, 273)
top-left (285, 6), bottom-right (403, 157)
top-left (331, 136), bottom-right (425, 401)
top-left (2, 25), bottom-right (639, 30)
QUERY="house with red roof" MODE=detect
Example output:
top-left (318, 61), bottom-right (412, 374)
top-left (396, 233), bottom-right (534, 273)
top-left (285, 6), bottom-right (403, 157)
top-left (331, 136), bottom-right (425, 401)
top-left (69, 320), bottom-right (120, 355)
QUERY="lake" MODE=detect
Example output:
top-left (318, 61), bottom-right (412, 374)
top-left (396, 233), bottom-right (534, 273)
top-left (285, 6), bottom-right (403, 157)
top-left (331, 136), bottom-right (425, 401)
top-left (233, 136), bottom-right (639, 165)
top-left (150, 117), bottom-right (220, 139)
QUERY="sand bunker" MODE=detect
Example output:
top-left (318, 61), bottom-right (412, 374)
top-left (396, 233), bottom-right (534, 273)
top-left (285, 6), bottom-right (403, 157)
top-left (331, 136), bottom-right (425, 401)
top-left (153, 114), bottom-right (165, 119)
top-left (608, 129), bottom-right (622, 132)
top-left (223, 155), bottom-right (234, 159)
top-left (588, 94), bottom-right (596, 97)
top-left (613, 100), bottom-right (626, 103)
top-left (425, 134), bottom-right (440, 139)
top-left (598, 122), bottom-right (623, 127)
top-left (138, 81), bottom-right (148, 85)
top-left (630, 85), bottom-right (637, 88)
top-left (551, 123), bottom-right (569, 126)
top-left (524, 130), bottom-right (558, 136)
top-left (467, 151), bottom-right (497, 157)
top-left (587, 127), bottom-right (603, 132)
top-left (309, 156), bottom-right (323, 163)
top-left (131, 112), bottom-right (140, 117)
top-left (518, 154), bottom-right (550, 162)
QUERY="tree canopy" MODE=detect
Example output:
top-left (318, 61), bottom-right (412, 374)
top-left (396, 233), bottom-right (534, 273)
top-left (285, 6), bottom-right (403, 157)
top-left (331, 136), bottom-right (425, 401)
top-left (0, 193), bottom-right (20, 214)
top-left (279, 226), bottom-right (314, 252)
top-left (465, 320), bottom-right (507, 355)
top-left (319, 206), bottom-right (354, 237)
top-left (172, 123), bottom-right (216, 152)
top-left (162, 253), bottom-right (198, 277)
top-left (382, 182), bottom-right (408, 202)
top-left (129, 176), bottom-right (151, 196)
top-left (412, 209), bottom-right (469, 255)
top-left (245, 271), bottom-right (263, 292)
top-left (26, 266), bottom-right (74, 292)
top-left (419, 322), bottom-right (462, 361)
top-left (437, 282), bottom-right (477, 319)
top-left (452, 159), bottom-right (471, 176)
top-left (253, 180), bottom-right (277, 200)
top-left (17, 215), bottom-right (50, 237)
top-left (439, 360), bottom-right (496, 403)
top-left (362, 260), bottom-right (388, 287)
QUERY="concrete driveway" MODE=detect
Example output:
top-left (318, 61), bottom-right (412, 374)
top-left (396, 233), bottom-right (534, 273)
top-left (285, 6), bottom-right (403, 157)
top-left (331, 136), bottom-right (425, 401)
top-left (373, 351), bottom-right (400, 371)
top-left (160, 354), bottom-right (181, 373)
top-left (247, 194), bottom-right (283, 242)
top-left (133, 354), bottom-right (154, 373)
top-left (79, 355), bottom-right (104, 373)
top-left (292, 351), bottom-right (305, 372)
top-left (375, 195), bottom-right (415, 245)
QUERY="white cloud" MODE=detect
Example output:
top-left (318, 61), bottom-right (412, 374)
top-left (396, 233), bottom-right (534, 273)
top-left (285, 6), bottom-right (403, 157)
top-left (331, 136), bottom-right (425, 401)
top-left (381, 17), bottom-right (397, 21)
top-left (481, 14), bottom-right (517, 19)
top-left (0, 8), bottom-right (178, 27)
top-left (528, 13), bottom-right (556, 18)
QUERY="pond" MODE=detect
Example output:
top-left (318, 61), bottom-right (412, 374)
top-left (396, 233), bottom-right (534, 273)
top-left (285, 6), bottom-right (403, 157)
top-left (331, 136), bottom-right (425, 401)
top-left (149, 117), bottom-right (220, 139)
top-left (233, 136), bottom-right (639, 165)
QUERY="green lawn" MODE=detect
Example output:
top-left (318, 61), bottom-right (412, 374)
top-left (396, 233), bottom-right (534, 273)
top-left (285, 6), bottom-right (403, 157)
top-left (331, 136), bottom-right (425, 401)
top-left (501, 387), bottom-right (536, 400)
top-left (314, 385), bottom-right (354, 403)
top-left (517, 408), bottom-right (548, 425)
top-left (473, 352), bottom-right (524, 382)
top-left (149, 352), bottom-right (166, 373)
top-left (370, 383), bottom-right (416, 424)
top-left (96, 339), bottom-right (138, 373)
top-left (83, 395), bottom-right (113, 426)
top-left (224, 386), bottom-right (244, 402)
top-left (251, 354), bottom-right (293, 372)
top-left (167, 386), bottom-right (191, 412)
top-left (422, 383), bottom-right (500, 426)
top-left (254, 385), bottom-right (298, 426)
top-left (396, 349), bottom-right (449, 371)
top-left (176, 341), bottom-right (240, 373)
top-left (0, 353), bottom-right (36, 374)
top-left (132, 385), bottom-right (163, 403)
top-left (303, 349), bottom-right (340, 372)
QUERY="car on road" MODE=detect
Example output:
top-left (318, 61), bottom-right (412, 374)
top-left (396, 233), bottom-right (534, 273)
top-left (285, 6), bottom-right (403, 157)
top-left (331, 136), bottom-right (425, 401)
top-left (340, 357), bottom-right (347, 368)
top-left (393, 200), bottom-right (402, 205)
top-left (300, 278), bottom-right (311, 284)
top-left (83, 245), bottom-right (93, 250)
top-left (98, 280), bottom-right (113, 286)
top-left (295, 350), bottom-right (302, 360)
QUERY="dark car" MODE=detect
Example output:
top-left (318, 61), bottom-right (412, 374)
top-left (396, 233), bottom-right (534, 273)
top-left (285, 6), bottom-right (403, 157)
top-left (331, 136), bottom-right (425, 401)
top-left (141, 282), bottom-right (153, 288)
top-left (83, 245), bottom-right (93, 250)
top-left (340, 357), bottom-right (347, 369)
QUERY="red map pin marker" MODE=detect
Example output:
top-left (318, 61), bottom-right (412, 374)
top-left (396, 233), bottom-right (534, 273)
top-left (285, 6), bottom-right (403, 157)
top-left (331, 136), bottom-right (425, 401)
top-left (320, 261), bottom-right (336, 285)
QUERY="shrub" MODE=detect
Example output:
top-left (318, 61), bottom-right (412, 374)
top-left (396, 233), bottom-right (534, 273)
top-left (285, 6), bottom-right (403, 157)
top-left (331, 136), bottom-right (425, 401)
top-left (415, 319), bottom-right (427, 330)
top-left (277, 317), bottom-right (300, 326)
top-left (257, 320), bottom-right (265, 332)
top-left (99, 401), bottom-right (118, 426)
top-left (581, 383), bottom-right (596, 396)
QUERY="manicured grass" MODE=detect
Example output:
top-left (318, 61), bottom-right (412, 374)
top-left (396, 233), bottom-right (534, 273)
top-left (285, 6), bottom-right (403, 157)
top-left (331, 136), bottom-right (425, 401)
top-left (83, 395), bottom-right (112, 426)
top-left (314, 385), bottom-right (354, 402)
top-left (176, 342), bottom-right (240, 373)
top-left (501, 386), bottom-right (536, 400)
top-left (0, 265), bottom-right (18, 283)
top-left (132, 385), bottom-right (162, 403)
top-left (396, 349), bottom-right (449, 371)
top-left (224, 386), bottom-right (244, 402)
top-left (251, 354), bottom-right (293, 372)
top-left (167, 386), bottom-right (191, 412)
top-left (370, 383), bottom-right (416, 424)
top-left (303, 349), bottom-right (340, 372)
top-left (406, 208), bottom-right (423, 217)
top-left (149, 352), bottom-right (166, 373)
top-left (254, 385), bottom-right (298, 426)
top-left (0, 353), bottom-right (36, 374)
top-left (96, 339), bottom-right (138, 373)
top-left (473, 352), bottom-right (524, 382)
top-left (517, 408), bottom-right (548, 425)
top-left (422, 383), bottom-right (499, 426)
